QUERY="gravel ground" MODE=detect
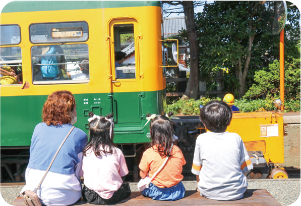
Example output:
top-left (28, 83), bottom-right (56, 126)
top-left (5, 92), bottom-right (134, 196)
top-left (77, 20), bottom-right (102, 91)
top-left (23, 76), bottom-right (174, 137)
top-left (1, 179), bottom-right (300, 206)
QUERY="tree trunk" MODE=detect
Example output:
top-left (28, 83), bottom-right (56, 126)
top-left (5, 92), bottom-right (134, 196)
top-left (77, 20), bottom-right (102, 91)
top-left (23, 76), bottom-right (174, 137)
top-left (236, 31), bottom-right (255, 98)
top-left (182, 1), bottom-right (199, 99)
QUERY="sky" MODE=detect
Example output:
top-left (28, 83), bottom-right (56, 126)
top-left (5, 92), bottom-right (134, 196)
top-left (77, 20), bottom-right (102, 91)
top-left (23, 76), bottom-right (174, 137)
top-left (163, 0), bottom-right (214, 17)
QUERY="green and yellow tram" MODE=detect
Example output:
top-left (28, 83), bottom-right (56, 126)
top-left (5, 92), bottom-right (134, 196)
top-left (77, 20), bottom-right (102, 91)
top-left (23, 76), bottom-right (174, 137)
top-left (0, 1), bottom-right (170, 181)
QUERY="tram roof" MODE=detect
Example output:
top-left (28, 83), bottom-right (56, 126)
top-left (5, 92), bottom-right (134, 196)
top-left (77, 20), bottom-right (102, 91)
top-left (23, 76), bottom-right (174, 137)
top-left (1, 1), bottom-right (161, 13)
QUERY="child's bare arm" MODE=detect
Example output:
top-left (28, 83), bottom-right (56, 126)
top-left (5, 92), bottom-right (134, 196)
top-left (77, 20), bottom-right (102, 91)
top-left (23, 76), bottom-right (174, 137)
top-left (196, 175), bottom-right (200, 182)
top-left (140, 170), bottom-right (148, 178)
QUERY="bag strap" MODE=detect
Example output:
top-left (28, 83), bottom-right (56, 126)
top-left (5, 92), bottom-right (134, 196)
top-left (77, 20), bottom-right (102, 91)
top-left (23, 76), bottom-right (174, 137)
top-left (34, 126), bottom-right (75, 192)
top-left (149, 144), bottom-right (173, 182)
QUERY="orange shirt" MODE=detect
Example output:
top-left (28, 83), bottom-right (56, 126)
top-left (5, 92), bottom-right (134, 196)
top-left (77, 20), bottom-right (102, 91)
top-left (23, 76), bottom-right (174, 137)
top-left (139, 145), bottom-right (186, 188)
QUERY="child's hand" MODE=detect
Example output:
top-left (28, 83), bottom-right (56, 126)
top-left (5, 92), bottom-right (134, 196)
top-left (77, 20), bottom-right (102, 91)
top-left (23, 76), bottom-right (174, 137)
top-left (140, 170), bottom-right (148, 179)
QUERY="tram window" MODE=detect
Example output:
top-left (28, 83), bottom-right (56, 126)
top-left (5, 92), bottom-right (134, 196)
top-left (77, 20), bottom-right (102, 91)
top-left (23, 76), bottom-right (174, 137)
top-left (0, 47), bottom-right (23, 85)
top-left (114, 24), bottom-right (136, 79)
top-left (0, 25), bottom-right (21, 45)
top-left (30, 22), bottom-right (88, 44)
top-left (32, 44), bottom-right (89, 84)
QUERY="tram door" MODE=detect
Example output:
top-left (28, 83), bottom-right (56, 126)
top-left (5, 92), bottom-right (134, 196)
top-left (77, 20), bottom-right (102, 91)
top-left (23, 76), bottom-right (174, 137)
top-left (109, 20), bottom-right (143, 129)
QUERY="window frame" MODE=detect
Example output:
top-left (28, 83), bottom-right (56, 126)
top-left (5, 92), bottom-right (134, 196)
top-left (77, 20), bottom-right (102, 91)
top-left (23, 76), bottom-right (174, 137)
top-left (0, 24), bottom-right (21, 46)
top-left (110, 19), bottom-right (139, 81)
top-left (29, 21), bottom-right (89, 44)
top-left (0, 46), bottom-right (23, 86)
top-left (31, 43), bottom-right (90, 85)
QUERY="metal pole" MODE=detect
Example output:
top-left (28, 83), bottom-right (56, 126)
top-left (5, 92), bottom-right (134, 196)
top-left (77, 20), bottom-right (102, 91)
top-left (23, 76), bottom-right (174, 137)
top-left (280, 29), bottom-right (285, 111)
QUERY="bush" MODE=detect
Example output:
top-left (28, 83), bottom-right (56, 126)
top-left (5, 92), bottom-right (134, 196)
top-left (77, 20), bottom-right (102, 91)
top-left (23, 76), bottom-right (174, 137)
top-left (165, 97), bottom-right (221, 115)
top-left (166, 97), bottom-right (300, 115)
top-left (244, 58), bottom-right (300, 100)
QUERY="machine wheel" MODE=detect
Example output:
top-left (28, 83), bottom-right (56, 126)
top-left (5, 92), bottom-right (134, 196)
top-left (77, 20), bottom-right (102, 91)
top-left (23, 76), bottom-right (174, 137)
top-left (270, 168), bottom-right (288, 179)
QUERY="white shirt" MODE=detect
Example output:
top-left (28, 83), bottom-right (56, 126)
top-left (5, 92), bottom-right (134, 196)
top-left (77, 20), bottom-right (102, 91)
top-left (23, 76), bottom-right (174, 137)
top-left (192, 132), bottom-right (253, 200)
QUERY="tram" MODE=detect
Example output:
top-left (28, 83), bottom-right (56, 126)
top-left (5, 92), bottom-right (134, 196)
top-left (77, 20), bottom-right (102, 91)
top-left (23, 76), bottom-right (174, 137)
top-left (0, 1), bottom-right (170, 181)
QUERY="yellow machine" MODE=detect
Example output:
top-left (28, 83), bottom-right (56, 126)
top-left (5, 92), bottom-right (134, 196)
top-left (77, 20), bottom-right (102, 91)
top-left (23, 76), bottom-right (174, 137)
top-left (227, 112), bottom-right (287, 179)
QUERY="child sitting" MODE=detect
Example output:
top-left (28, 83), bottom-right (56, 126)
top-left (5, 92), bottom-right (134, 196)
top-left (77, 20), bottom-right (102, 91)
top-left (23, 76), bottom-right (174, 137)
top-left (192, 100), bottom-right (253, 200)
top-left (139, 114), bottom-right (186, 201)
top-left (81, 112), bottom-right (131, 205)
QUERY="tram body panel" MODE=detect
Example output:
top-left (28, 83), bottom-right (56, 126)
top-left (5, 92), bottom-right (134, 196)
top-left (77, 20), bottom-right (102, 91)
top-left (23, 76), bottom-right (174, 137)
top-left (1, 1), bottom-right (164, 147)
top-left (1, 1), bottom-right (161, 13)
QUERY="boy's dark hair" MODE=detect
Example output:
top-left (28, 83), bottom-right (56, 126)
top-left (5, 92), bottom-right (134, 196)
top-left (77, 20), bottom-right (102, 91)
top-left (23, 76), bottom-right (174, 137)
top-left (147, 112), bottom-right (174, 157)
top-left (115, 51), bottom-right (126, 61)
top-left (83, 112), bottom-right (115, 157)
top-left (200, 100), bottom-right (232, 133)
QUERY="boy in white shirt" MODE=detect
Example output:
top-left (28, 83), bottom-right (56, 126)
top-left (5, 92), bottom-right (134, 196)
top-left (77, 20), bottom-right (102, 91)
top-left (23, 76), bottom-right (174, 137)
top-left (192, 100), bottom-right (253, 200)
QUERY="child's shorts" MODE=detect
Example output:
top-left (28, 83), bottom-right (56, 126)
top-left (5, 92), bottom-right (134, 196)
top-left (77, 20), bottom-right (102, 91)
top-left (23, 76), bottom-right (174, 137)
top-left (82, 183), bottom-right (131, 205)
top-left (141, 181), bottom-right (185, 201)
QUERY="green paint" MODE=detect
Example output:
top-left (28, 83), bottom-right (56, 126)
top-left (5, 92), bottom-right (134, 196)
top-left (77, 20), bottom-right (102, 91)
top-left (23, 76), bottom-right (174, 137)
top-left (1, 1), bottom-right (160, 13)
top-left (0, 90), bottom-right (164, 146)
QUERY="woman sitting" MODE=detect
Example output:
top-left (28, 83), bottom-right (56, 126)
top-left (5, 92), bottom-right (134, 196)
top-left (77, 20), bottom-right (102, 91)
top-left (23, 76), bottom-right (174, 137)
top-left (20, 90), bottom-right (87, 205)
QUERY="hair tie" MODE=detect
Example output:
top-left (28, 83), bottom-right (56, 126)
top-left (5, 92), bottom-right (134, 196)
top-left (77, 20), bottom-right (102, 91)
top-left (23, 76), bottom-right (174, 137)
top-left (142, 114), bottom-right (156, 129)
top-left (105, 117), bottom-right (114, 139)
top-left (88, 115), bottom-right (100, 123)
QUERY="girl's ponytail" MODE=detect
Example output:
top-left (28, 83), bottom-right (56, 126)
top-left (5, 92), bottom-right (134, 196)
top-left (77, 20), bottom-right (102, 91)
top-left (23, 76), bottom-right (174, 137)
top-left (83, 112), bottom-right (115, 157)
top-left (148, 114), bottom-right (174, 157)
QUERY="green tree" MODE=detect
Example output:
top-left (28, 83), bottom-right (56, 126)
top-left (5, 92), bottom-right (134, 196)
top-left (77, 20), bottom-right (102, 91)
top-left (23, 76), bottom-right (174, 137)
top-left (244, 57), bottom-right (300, 100)
top-left (243, 2), bottom-right (300, 102)
top-left (195, 1), bottom-right (300, 98)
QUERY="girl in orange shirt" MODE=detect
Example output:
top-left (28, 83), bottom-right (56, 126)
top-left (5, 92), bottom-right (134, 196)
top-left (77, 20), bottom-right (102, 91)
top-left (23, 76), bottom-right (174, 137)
top-left (139, 114), bottom-right (186, 201)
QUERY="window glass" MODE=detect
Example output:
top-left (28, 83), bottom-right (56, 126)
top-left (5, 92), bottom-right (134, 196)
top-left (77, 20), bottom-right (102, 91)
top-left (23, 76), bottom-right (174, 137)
top-left (30, 22), bottom-right (88, 43)
top-left (32, 44), bottom-right (89, 83)
top-left (114, 24), bottom-right (135, 79)
top-left (0, 25), bottom-right (21, 45)
top-left (0, 47), bottom-right (22, 85)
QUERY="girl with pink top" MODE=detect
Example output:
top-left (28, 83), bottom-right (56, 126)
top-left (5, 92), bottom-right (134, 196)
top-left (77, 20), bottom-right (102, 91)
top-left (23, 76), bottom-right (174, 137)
top-left (81, 112), bottom-right (131, 204)
top-left (139, 114), bottom-right (186, 201)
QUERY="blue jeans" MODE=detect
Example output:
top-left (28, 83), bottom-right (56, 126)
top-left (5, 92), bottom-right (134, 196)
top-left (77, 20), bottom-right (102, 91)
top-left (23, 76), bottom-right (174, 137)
top-left (141, 181), bottom-right (185, 201)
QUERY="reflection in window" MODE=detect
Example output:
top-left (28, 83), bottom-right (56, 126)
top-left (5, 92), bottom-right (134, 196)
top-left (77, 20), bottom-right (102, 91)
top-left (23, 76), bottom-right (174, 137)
top-left (0, 25), bottom-right (21, 45)
top-left (114, 24), bottom-right (135, 79)
top-left (0, 47), bottom-right (22, 85)
top-left (30, 22), bottom-right (88, 43)
top-left (31, 44), bottom-right (89, 83)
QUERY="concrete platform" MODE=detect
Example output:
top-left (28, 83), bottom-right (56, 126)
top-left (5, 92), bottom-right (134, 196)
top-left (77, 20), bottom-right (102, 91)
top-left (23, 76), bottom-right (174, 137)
top-left (283, 112), bottom-right (300, 124)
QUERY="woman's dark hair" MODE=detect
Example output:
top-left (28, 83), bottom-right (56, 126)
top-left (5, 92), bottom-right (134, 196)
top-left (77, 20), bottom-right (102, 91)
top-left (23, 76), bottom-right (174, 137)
top-left (200, 100), bottom-right (232, 133)
top-left (83, 112), bottom-right (114, 157)
top-left (147, 112), bottom-right (174, 157)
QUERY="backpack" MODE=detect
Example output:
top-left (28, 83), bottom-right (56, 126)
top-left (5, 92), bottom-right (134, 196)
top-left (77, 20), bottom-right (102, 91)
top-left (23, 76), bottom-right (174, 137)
top-left (40, 46), bottom-right (60, 78)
